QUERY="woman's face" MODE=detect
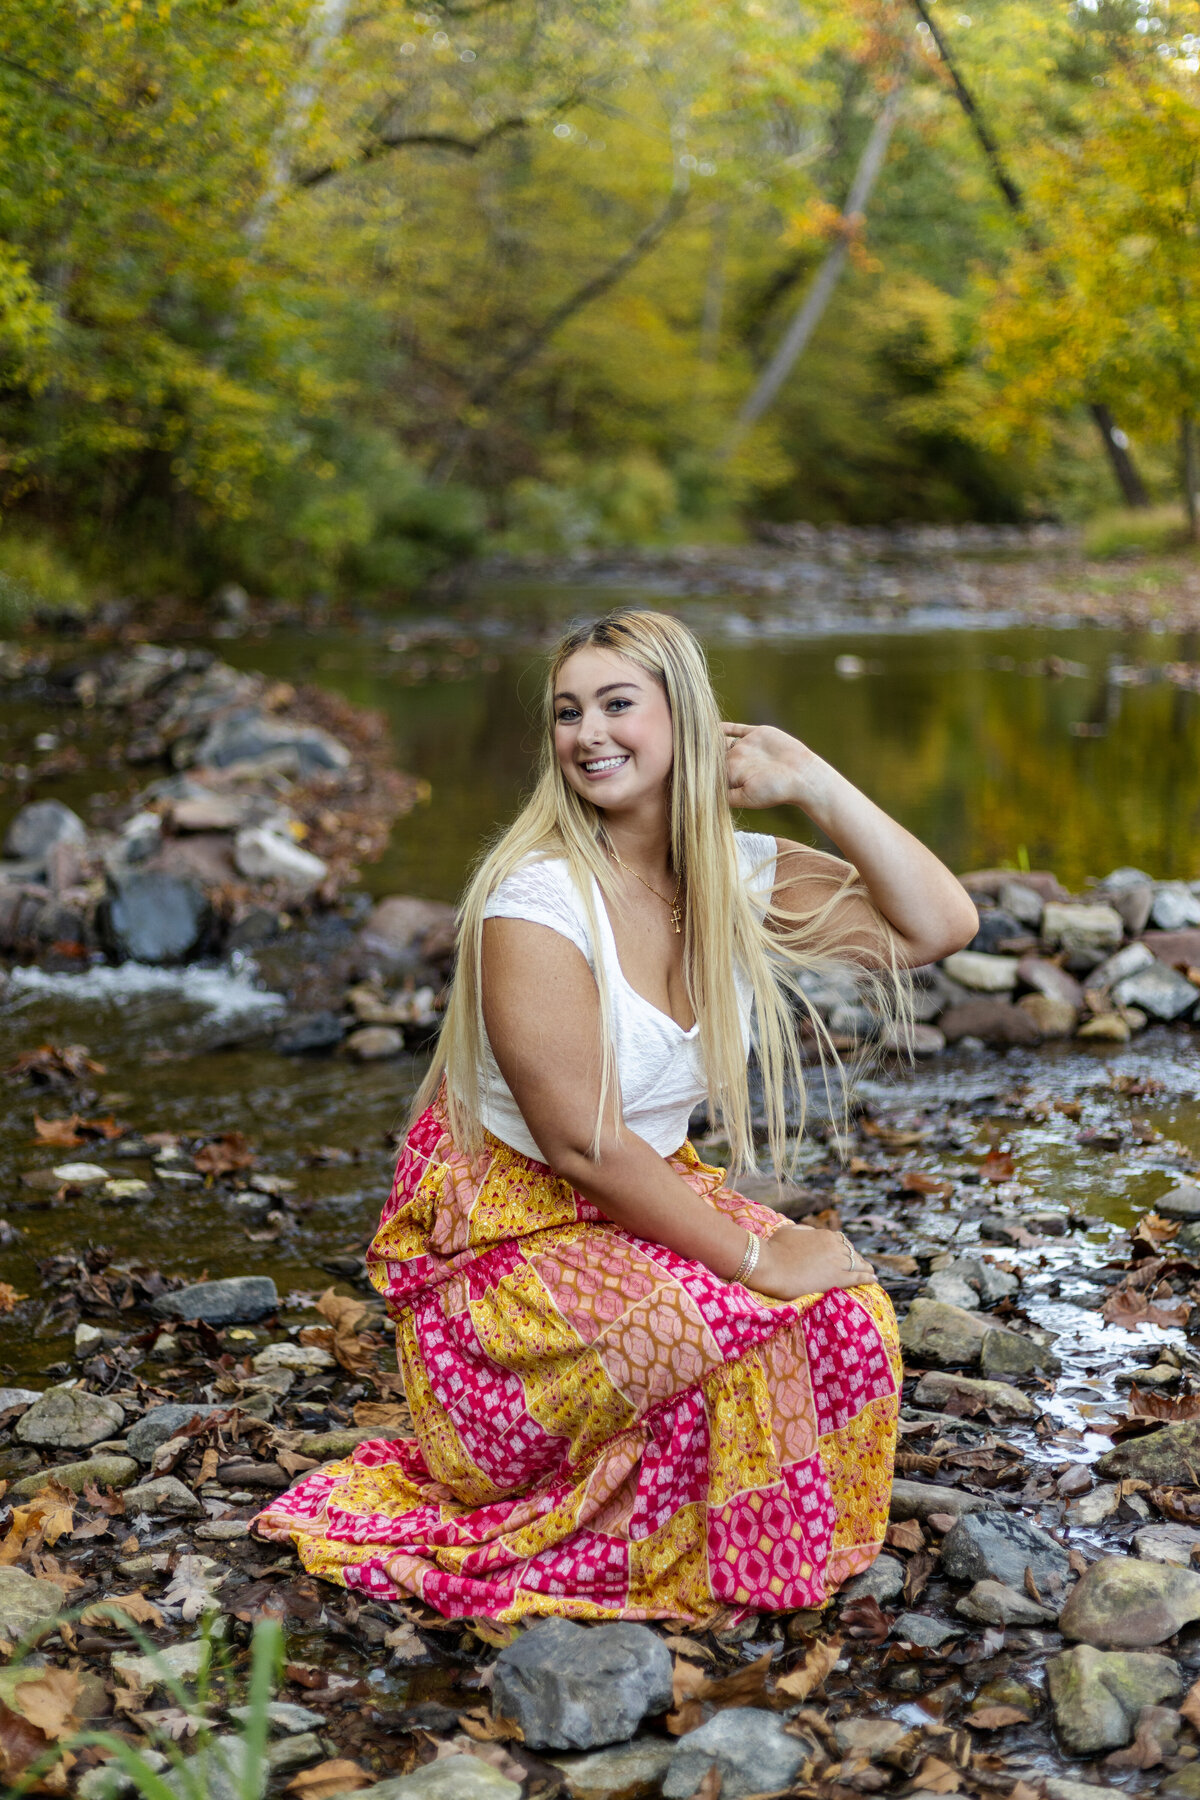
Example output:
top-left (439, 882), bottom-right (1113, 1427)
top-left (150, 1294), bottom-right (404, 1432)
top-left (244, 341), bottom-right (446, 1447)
top-left (553, 647), bottom-right (674, 814)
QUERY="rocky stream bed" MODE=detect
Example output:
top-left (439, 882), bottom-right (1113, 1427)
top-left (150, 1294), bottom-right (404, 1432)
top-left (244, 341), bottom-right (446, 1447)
top-left (2, 624), bottom-right (1200, 1800)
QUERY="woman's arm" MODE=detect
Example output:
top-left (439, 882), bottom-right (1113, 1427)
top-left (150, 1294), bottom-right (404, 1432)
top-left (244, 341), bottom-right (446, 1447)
top-left (481, 917), bottom-right (873, 1299)
top-left (724, 723), bottom-right (978, 968)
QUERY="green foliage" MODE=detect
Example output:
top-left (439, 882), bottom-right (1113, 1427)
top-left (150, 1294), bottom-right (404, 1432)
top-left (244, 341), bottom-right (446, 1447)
top-left (0, 528), bottom-right (90, 625)
top-left (1083, 504), bottom-right (1194, 559)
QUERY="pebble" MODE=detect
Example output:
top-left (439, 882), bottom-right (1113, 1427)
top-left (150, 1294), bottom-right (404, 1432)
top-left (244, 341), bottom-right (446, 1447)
top-left (1045, 1644), bottom-right (1182, 1754)
top-left (345, 1025), bottom-right (405, 1060)
top-left (1040, 901), bottom-right (1124, 957)
top-left (941, 951), bottom-right (1020, 992)
top-left (127, 1403), bottom-right (223, 1464)
top-left (252, 1342), bottom-right (337, 1374)
top-left (1135, 1522), bottom-right (1200, 1566)
top-left (51, 1162), bottom-right (109, 1185)
top-left (1059, 1555), bottom-right (1200, 1649)
top-left (912, 1370), bottom-right (1037, 1420)
top-left (0, 1386), bottom-right (41, 1411)
top-left (123, 1474), bottom-right (206, 1518)
top-left (150, 1275), bottom-right (279, 1325)
top-left (897, 1299), bottom-right (990, 1365)
top-left (839, 1553), bottom-right (906, 1604)
top-left (1017, 992), bottom-right (1077, 1036)
top-left (956, 1579), bottom-right (1059, 1627)
top-left (102, 869), bottom-right (212, 965)
top-left (229, 1700), bottom-right (326, 1734)
top-left (1066, 1484), bottom-right (1120, 1527)
top-left (0, 1566), bottom-right (66, 1646)
top-left (15, 1383), bottom-right (125, 1449)
top-left (551, 1740), bottom-right (674, 1800)
top-left (940, 1509), bottom-right (1070, 1591)
top-left (492, 1617), bottom-right (673, 1751)
top-left (3, 799), bottom-right (86, 863)
top-left (234, 826), bottom-right (328, 896)
top-left (1016, 956), bottom-right (1084, 1008)
top-left (663, 1708), bottom-right (810, 1800)
top-left (195, 1519), bottom-right (252, 1541)
top-left (1077, 1012), bottom-right (1131, 1042)
top-left (889, 1479), bottom-right (987, 1521)
top-left (892, 1612), bottom-right (962, 1648)
top-left (351, 1760), bottom-right (521, 1799)
top-left (12, 1453), bottom-right (137, 1498)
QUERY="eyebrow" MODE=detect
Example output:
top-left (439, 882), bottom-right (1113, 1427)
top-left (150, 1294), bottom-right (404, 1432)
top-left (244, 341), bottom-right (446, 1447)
top-left (553, 680), bottom-right (641, 702)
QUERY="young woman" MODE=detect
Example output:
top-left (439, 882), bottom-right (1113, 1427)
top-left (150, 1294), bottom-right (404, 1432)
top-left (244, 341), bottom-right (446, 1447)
top-left (255, 609), bottom-right (977, 1624)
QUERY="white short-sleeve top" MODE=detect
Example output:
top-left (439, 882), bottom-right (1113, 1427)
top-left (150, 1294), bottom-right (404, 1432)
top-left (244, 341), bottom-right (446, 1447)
top-left (474, 830), bottom-right (778, 1161)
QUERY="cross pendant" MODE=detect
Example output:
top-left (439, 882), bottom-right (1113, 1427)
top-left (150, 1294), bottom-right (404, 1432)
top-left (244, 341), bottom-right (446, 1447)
top-left (670, 903), bottom-right (682, 934)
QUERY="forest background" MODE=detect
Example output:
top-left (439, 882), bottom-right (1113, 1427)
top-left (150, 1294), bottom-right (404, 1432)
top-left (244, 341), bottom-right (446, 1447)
top-left (0, 0), bottom-right (1198, 609)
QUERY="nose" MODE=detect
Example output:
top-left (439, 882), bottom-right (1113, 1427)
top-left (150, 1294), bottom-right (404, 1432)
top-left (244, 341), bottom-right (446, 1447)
top-left (577, 707), bottom-right (609, 747)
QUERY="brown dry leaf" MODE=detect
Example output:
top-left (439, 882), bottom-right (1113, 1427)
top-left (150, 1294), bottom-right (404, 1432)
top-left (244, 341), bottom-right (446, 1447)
top-left (0, 1283), bottom-right (26, 1312)
top-left (194, 1131), bottom-right (256, 1176)
top-left (81, 1591), bottom-right (165, 1629)
top-left (0, 1699), bottom-right (54, 1784)
top-left (197, 1446), bottom-right (220, 1486)
top-left (1105, 1707), bottom-right (1174, 1770)
top-left (457, 1706), bottom-right (524, 1742)
top-left (33, 1113), bottom-right (86, 1147)
top-left (1126, 1384), bottom-right (1200, 1423)
top-left (899, 1173), bottom-right (954, 1200)
top-left (0, 1480), bottom-right (75, 1565)
top-left (466, 1617), bottom-right (517, 1650)
top-left (1102, 1286), bottom-right (1192, 1331)
top-left (286, 1761), bottom-right (373, 1798)
top-left (667, 1651), bottom-right (774, 1735)
top-left (774, 1636), bottom-right (842, 1702)
top-left (978, 1151), bottom-right (1015, 1183)
top-left (1023, 1567), bottom-right (1044, 1606)
top-left (353, 1400), bottom-right (412, 1430)
top-left (1008, 1785), bottom-right (1042, 1800)
top-left (841, 1595), bottom-right (892, 1644)
top-left (9, 1668), bottom-right (80, 1741)
top-left (315, 1287), bottom-right (370, 1334)
top-left (276, 1450), bottom-right (321, 1478)
top-left (885, 1519), bottom-right (924, 1553)
top-left (968, 1705), bottom-right (1030, 1730)
top-left (29, 1552), bottom-right (85, 1594)
top-left (903, 1550), bottom-right (937, 1607)
top-left (913, 1755), bottom-right (961, 1792)
top-left (1182, 1675), bottom-right (1200, 1731)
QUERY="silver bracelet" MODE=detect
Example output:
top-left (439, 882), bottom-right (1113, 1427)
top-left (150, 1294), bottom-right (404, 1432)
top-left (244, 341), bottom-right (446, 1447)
top-left (730, 1231), bottom-right (760, 1286)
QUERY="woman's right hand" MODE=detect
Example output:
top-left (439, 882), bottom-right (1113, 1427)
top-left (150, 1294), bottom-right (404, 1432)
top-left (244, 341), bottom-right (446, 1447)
top-left (750, 1223), bottom-right (876, 1300)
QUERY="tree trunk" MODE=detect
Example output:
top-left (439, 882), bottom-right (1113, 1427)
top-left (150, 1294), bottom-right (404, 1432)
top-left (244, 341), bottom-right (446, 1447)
top-left (246, 0), bottom-right (354, 244)
top-left (724, 78), bottom-right (905, 453)
top-left (1182, 414), bottom-right (1199, 543)
top-left (1092, 403), bottom-right (1150, 510)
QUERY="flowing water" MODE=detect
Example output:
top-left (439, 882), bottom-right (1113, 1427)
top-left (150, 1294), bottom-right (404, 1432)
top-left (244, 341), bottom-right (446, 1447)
top-left (3, 584), bottom-right (1200, 1435)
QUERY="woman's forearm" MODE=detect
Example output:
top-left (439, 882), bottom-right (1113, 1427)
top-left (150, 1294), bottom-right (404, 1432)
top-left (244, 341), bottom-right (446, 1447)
top-left (552, 1131), bottom-right (752, 1277)
top-left (787, 753), bottom-right (977, 962)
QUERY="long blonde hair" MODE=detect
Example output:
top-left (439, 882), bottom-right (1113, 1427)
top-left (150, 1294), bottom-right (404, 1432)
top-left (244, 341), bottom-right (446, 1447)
top-left (414, 608), bottom-right (905, 1174)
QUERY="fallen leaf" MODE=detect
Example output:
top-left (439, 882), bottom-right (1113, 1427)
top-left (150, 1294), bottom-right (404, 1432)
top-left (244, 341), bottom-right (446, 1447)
top-left (457, 1707), bottom-right (524, 1742)
top-left (696, 1768), bottom-right (723, 1800)
top-left (352, 1400), bottom-right (412, 1430)
top-left (885, 1519), bottom-right (925, 1554)
top-left (194, 1131), bottom-right (256, 1176)
top-left (80, 1591), bottom-right (165, 1629)
top-left (29, 1552), bottom-right (85, 1594)
top-left (132, 1707), bottom-right (204, 1740)
top-left (0, 1283), bottom-right (26, 1312)
top-left (969, 1705), bottom-right (1030, 1729)
top-left (841, 1595), bottom-right (892, 1644)
top-left (0, 1480), bottom-right (75, 1564)
top-left (276, 1450), bottom-right (321, 1478)
top-left (912, 1754), bottom-right (961, 1792)
top-left (978, 1151), bottom-right (1015, 1183)
top-left (900, 1172), bottom-right (953, 1199)
top-left (8, 1668), bottom-right (80, 1740)
top-left (774, 1636), bottom-right (842, 1701)
top-left (1102, 1287), bottom-right (1192, 1331)
top-left (1126, 1384), bottom-right (1200, 1422)
top-left (286, 1760), bottom-right (374, 1797)
top-left (1023, 1567), bottom-right (1044, 1606)
top-left (667, 1650), bottom-right (774, 1734)
top-left (903, 1550), bottom-right (937, 1606)
top-left (1105, 1705), bottom-right (1176, 1770)
top-left (315, 1287), bottom-right (370, 1334)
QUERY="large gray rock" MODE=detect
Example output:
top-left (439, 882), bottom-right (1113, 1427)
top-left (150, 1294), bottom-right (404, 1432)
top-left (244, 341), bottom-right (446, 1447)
top-left (1040, 902), bottom-right (1124, 959)
top-left (1151, 882), bottom-right (1200, 931)
top-left (151, 1275), bottom-right (278, 1325)
top-left (912, 1371), bottom-right (1037, 1421)
top-left (492, 1618), bottom-right (673, 1751)
top-left (124, 1474), bottom-right (205, 1518)
top-left (3, 799), bottom-right (87, 864)
top-left (922, 1269), bottom-right (983, 1310)
top-left (194, 709), bottom-right (350, 778)
top-left (0, 1566), bottom-right (64, 1646)
top-left (1097, 1419), bottom-right (1200, 1486)
top-left (979, 1325), bottom-right (1060, 1379)
top-left (839, 1553), bottom-right (906, 1604)
top-left (898, 1299), bottom-right (990, 1365)
top-left (102, 870), bottom-right (211, 964)
top-left (941, 1509), bottom-right (1070, 1591)
top-left (12, 1454), bottom-right (137, 1498)
top-left (127, 1403), bottom-right (223, 1464)
top-left (663, 1709), bottom-right (810, 1800)
top-left (1016, 956), bottom-right (1085, 1009)
top-left (1157, 1182), bottom-right (1200, 1220)
top-left (956, 1579), bottom-right (1058, 1627)
top-left (16, 1383), bottom-right (125, 1449)
top-left (1112, 961), bottom-right (1198, 1021)
top-left (998, 882), bottom-right (1044, 928)
top-left (1089, 941), bottom-right (1155, 991)
top-left (357, 1761), bottom-right (521, 1800)
top-left (941, 951), bottom-right (1020, 992)
top-left (1046, 1644), bottom-right (1181, 1755)
top-left (551, 1740), bottom-right (674, 1800)
top-left (1135, 1523), bottom-right (1200, 1566)
top-left (889, 1479), bottom-right (987, 1521)
top-left (233, 827), bottom-right (328, 896)
top-left (1059, 1555), bottom-right (1200, 1649)
top-left (164, 1735), bottom-right (266, 1800)
top-left (358, 895), bottom-right (457, 972)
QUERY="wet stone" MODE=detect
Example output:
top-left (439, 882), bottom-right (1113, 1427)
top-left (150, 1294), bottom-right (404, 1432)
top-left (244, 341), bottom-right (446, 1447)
top-left (1112, 961), bottom-right (1199, 1021)
top-left (12, 1454), bottom-right (137, 1498)
top-left (1157, 1182), bottom-right (1200, 1221)
top-left (358, 1760), bottom-right (522, 1799)
top-left (1017, 992), bottom-right (1078, 1036)
top-left (979, 1325), bottom-right (1061, 1379)
top-left (1151, 882), bottom-right (1200, 931)
top-left (253, 1342), bottom-right (336, 1374)
top-left (126, 1402), bottom-right (223, 1464)
top-left (345, 1024), bottom-right (405, 1060)
top-left (922, 1269), bottom-right (981, 1309)
top-left (897, 1299), bottom-right (990, 1365)
top-left (956, 1579), bottom-right (1058, 1627)
top-left (492, 1617), bottom-right (673, 1751)
top-left (940, 1509), bottom-right (1070, 1591)
top-left (1045, 1644), bottom-right (1182, 1755)
top-left (1040, 902), bottom-right (1124, 958)
top-left (102, 869), bottom-right (211, 964)
top-left (839, 1553), bottom-right (905, 1604)
top-left (892, 1612), bottom-right (962, 1648)
top-left (112, 1639), bottom-right (211, 1689)
top-left (3, 799), bottom-right (87, 864)
top-left (163, 1734), bottom-right (266, 1800)
top-left (0, 1387), bottom-right (41, 1412)
top-left (274, 1010), bottom-right (347, 1055)
top-left (265, 1733), bottom-right (325, 1774)
top-left (1097, 1418), bottom-right (1200, 1486)
top-left (1059, 1554), bottom-right (1200, 1649)
top-left (889, 1479), bottom-right (987, 1521)
top-left (16, 1383), bottom-right (125, 1449)
top-left (1135, 1522), bottom-right (1200, 1565)
top-left (941, 951), bottom-right (1020, 992)
top-left (912, 1371), bottom-right (1037, 1420)
top-left (151, 1274), bottom-right (278, 1325)
top-left (663, 1708), bottom-right (809, 1800)
top-left (1162, 1767), bottom-right (1200, 1799)
top-left (0, 1566), bottom-right (65, 1646)
top-left (124, 1474), bottom-right (205, 1517)
top-left (551, 1740), bottom-right (674, 1800)
top-left (939, 998), bottom-right (1041, 1046)
top-left (1016, 956), bottom-right (1084, 1009)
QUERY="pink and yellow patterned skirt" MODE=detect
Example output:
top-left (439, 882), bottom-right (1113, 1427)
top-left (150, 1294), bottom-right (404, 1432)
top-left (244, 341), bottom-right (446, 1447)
top-left (253, 1099), bottom-right (901, 1625)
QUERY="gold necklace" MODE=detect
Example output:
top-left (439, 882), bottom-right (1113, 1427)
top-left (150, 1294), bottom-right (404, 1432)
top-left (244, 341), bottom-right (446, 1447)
top-left (611, 852), bottom-right (683, 933)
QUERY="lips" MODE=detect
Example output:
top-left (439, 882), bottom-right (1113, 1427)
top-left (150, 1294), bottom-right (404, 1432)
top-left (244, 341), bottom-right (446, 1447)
top-left (580, 755), bottom-right (630, 776)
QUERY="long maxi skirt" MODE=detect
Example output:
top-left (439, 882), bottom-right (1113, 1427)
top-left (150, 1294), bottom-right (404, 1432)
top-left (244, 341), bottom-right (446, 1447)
top-left (253, 1098), bottom-right (902, 1625)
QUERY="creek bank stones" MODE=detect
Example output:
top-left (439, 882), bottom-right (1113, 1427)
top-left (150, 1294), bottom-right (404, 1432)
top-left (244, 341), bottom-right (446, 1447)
top-left (1059, 1555), bottom-right (1200, 1648)
top-left (491, 1617), bottom-right (672, 1750)
top-left (15, 1383), bottom-right (125, 1449)
top-left (1046, 1645), bottom-right (1183, 1754)
top-left (662, 1709), bottom-right (810, 1800)
top-left (0, 1566), bottom-right (65, 1647)
top-left (940, 1509), bottom-right (1071, 1592)
top-left (150, 1275), bottom-right (278, 1326)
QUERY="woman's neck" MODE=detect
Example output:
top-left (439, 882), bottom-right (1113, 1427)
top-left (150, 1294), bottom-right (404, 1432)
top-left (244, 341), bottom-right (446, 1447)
top-left (603, 805), bottom-right (673, 877)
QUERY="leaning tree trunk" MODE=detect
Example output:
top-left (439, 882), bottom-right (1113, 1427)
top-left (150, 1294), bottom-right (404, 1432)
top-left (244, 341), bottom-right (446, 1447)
top-left (1182, 414), bottom-right (1199, 543)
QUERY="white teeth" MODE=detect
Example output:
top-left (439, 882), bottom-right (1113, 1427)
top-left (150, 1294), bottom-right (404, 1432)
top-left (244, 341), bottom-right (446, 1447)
top-left (583, 756), bottom-right (629, 772)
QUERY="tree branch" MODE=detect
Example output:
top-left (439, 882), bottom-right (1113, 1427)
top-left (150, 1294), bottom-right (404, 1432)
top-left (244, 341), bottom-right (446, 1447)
top-left (296, 88), bottom-right (584, 187)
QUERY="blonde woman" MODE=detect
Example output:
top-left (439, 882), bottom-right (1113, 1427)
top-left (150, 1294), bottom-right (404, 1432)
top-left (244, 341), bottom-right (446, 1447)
top-left (256, 609), bottom-right (976, 1624)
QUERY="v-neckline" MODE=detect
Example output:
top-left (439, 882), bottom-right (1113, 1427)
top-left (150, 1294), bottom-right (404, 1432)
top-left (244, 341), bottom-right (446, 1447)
top-left (592, 878), bottom-right (699, 1037)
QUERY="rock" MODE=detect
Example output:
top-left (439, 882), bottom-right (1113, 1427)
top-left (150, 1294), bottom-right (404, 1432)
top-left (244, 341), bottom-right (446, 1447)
top-left (1097, 866), bottom-right (1156, 892)
top-left (912, 1371), bottom-right (1037, 1420)
top-left (1112, 884), bottom-right (1155, 936)
top-left (111, 1638), bottom-right (211, 1688)
top-left (1113, 960), bottom-right (1198, 1021)
top-left (16, 1384), bottom-right (125, 1449)
top-left (922, 1270), bottom-right (981, 1310)
top-left (492, 1617), bottom-right (673, 1751)
top-left (265, 1733), bottom-right (325, 1775)
top-left (234, 827), bottom-right (328, 896)
top-left (1077, 1011), bottom-right (1131, 1042)
top-left (999, 881), bottom-right (1044, 928)
top-left (967, 911), bottom-right (1027, 955)
top-left (1089, 941), bottom-right (1156, 990)
top-left (102, 870), bottom-right (211, 964)
top-left (294, 1427), bottom-right (380, 1460)
top-left (124, 1474), bottom-right (206, 1517)
top-left (163, 1734), bottom-right (266, 1800)
top-left (943, 950), bottom-right (1020, 991)
top-left (1157, 1183), bottom-right (1200, 1220)
top-left (0, 1566), bottom-right (65, 1646)
top-left (80, 1758), bottom-right (170, 1800)
top-left (1135, 1523), bottom-right (1200, 1566)
top-left (126, 1403), bottom-right (222, 1464)
top-left (11, 1454), bottom-right (137, 1498)
top-left (0, 1386), bottom-right (41, 1411)
top-left (274, 1010), bottom-right (346, 1055)
top-left (1046, 1644), bottom-right (1182, 1754)
top-left (551, 1740), bottom-right (674, 1800)
top-left (194, 709), bottom-right (351, 778)
top-left (898, 1299), bottom-right (990, 1365)
top-left (1059, 1555), bottom-right (1200, 1648)
top-left (1043, 1783), bottom-right (1113, 1800)
top-left (252, 1342), bottom-right (337, 1374)
top-left (939, 998), bottom-right (1041, 1046)
top-left (839, 1556), bottom-right (906, 1607)
top-left (229, 1700), bottom-right (325, 1734)
top-left (889, 1480), bottom-right (987, 1521)
top-left (358, 895), bottom-right (458, 972)
top-left (1040, 901), bottom-right (1124, 960)
top-left (892, 1612), bottom-right (962, 1648)
top-left (352, 1759), bottom-right (522, 1799)
top-left (940, 1509), bottom-right (1070, 1591)
top-left (663, 1708), bottom-right (810, 1800)
top-left (196, 1520), bottom-right (251, 1541)
top-left (1017, 992), bottom-right (1078, 1036)
top-left (1097, 1419), bottom-right (1200, 1486)
top-left (907, 1023), bottom-right (946, 1056)
top-left (151, 1275), bottom-right (278, 1325)
top-left (1017, 956), bottom-right (1085, 1008)
top-left (979, 1325), bottom-right (1060, 1378)
top-left (1152, 882), bottom-right (1200, 931)
top-left (1143, 927), bottom-right (1200, 969)
top-left (345, 1024), bottom-right (405, 1060)
top-left (1162, 1767), bottom-right (1200, 1798)
top-left (956, 1579), bottom-right (1058, 1627)
top-left (3, 799), bottom-right (87, 864)
top-left (1067, 1485), bottom-right (1121, 1527)
top-left (833, 1719), bottom-right (909, 1759)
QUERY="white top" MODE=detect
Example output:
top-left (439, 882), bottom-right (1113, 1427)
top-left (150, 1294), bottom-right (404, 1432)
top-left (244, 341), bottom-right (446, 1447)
top-left (474, 830), bottom-right (778, 1161)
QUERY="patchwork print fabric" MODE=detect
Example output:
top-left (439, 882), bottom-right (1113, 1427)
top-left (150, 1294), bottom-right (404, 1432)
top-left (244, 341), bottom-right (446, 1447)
top-left (253, 1099), bottom-right (901, 1624)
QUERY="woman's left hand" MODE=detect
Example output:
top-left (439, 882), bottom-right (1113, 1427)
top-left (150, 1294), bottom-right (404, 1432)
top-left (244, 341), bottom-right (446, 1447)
top-left (723, 721), bottom-right (817, 810)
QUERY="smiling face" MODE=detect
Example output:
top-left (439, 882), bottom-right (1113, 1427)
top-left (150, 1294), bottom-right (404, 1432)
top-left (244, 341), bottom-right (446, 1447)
top-left (552, 646), bottom-right (675, 814)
